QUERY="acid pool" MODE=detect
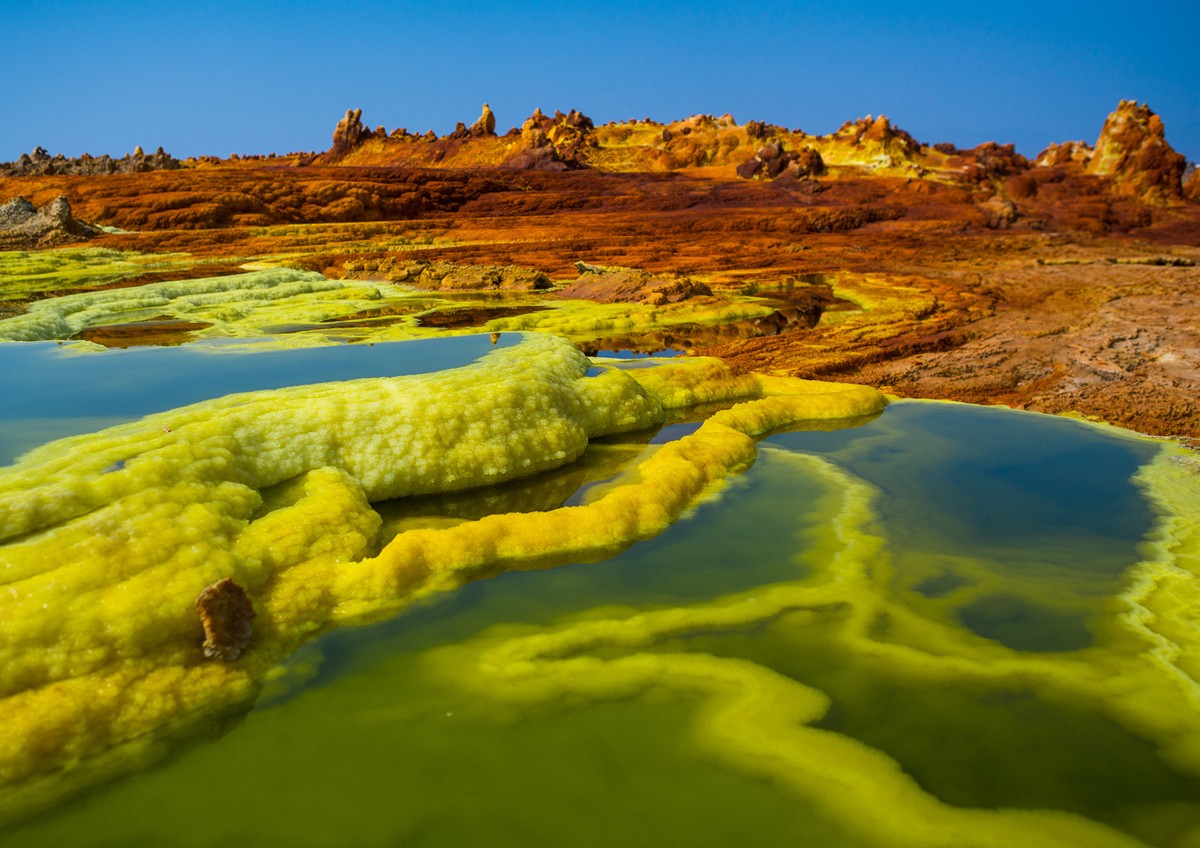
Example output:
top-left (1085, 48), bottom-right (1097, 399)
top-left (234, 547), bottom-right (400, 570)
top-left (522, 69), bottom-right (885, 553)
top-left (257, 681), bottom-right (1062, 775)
top-left (1, 333), bottom-right (1198, 848)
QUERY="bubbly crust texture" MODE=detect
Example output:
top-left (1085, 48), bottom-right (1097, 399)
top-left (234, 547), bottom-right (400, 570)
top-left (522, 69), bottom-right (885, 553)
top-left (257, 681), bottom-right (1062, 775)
top-left (0, 332), bottom-right (886, 821)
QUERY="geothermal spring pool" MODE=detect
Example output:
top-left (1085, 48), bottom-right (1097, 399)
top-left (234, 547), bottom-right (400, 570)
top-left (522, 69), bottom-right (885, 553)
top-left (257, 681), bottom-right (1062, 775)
top-left (1, 330), bottom-right (1199, 848)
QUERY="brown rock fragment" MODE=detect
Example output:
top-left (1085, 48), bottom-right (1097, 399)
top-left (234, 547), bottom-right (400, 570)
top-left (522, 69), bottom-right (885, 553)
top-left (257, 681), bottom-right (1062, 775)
top-left (196, 578), bottom-right (256, 660)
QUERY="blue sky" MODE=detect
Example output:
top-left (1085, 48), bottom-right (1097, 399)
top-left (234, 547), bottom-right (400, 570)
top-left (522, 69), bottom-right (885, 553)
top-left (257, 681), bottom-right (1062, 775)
top-left (3, 0), bottom-right (1197, 163)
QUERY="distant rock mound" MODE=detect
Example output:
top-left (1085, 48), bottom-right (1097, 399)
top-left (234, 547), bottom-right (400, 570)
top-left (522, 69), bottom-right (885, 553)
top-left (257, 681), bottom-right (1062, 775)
top-left (517, 108), bottom-right (596, 164)
top-left (0, 195), bottom-right (101, 247)
top-left (834, 115), bottom-right (921, 165)
top-left (964, 142), bottom-right (1030, 181)
top-left (1087, 100), bottom-right (1186, 202)
top-left (0, 145), bottom-right (180, 176)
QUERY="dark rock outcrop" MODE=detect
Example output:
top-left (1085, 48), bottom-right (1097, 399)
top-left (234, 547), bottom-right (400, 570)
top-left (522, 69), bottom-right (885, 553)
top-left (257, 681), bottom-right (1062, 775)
top-left (736, 144), bottom-right (825, 181)
top-left (979, 197), bottom-right (1019, 228)
top-left (500, 145), bottom-right (581, 171)
top-left (965, 142), bottom-right (1030, 181)
top-left (1035, 141), bottom-right (1093, 168)
top-left (330, 108), bottom-right (371, 156)
top-left (0, 195), bottom-right (101, 247)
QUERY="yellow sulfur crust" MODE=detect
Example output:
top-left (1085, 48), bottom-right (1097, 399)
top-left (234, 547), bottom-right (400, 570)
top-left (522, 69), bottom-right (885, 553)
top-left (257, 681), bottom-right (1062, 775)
top-left (0, 332), bottom-right (885, 821)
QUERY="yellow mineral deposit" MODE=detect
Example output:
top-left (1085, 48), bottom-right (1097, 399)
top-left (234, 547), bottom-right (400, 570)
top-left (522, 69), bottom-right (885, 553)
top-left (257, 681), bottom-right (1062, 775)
top-left (425, 443), bottom-right (1200, 848)
top-left (0, 332), bottom-right (884, 822)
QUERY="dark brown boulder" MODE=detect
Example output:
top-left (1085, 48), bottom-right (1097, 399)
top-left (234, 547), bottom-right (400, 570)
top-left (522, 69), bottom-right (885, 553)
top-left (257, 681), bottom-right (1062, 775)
top-left (196, 577), bottom-right (255, 661)
top-left (736, 144), bottom-right (824, 181)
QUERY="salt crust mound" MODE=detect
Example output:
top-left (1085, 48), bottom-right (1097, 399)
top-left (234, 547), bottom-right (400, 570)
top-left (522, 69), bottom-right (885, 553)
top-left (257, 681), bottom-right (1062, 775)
top-left (0, 332), bottom-right (884, 821)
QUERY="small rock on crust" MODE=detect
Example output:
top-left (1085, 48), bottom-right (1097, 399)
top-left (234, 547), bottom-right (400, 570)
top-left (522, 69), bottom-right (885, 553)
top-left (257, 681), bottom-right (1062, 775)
top-left (196, 578), bottom-right (256, 660)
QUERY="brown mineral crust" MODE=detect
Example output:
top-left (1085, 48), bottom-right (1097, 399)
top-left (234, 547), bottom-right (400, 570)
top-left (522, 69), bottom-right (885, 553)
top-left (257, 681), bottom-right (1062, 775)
top-left (708, 253), bottom-right (1200, 438)
top-left (839, 260), bottom-right (1200, 436)
top-left (415, 305), bottom-right (548, 328)
top-left (332, 256), bottom-right (552, 291)
top-left (556, 265), bottom-right (713, 305)
top-left (78, 318), bottom-right (213, 348)
top-left (196, 578), bottom-right (256, 661)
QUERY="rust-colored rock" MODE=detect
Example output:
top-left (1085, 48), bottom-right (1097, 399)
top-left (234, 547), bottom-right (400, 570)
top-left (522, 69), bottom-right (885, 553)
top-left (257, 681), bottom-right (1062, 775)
top-left (965, 142), bottom-right (1030, 182)
top-left (196, 578), bottom-right (255, 661)
top-left (470, 103), bottom-right (497, 137)
top-left (1087, 100), bottom-right (1187, 202)
top-left (979, 197), bottom-right (1019, 228)
top-left (1185, 165), bottom-right (1200, 201)
top-left (1035, 141), bottom-right (1093, 168)
top-left (736, 144), bottom-right (824, 181)
top-left (330, 108), bottom-right (370, 156)
top-left (839, 114), bottom-right (921, 157)
top-left (335, 256), bottom-right (552, 291)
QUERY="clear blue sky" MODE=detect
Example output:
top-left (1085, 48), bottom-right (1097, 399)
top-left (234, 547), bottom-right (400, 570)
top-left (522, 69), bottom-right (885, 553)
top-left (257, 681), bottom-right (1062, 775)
top-left (3, 0), bottom-right (1197, 163)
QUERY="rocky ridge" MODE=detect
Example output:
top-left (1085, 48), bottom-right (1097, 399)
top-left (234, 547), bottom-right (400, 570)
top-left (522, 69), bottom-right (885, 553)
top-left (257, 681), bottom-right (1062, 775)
top-left (310, 102), bottom-right (1193, 206)
top-left (0, 146), bottom-right (180, 177)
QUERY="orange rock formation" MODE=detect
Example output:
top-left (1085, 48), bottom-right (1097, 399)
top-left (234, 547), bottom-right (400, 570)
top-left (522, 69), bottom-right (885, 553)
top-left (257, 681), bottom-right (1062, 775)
top-left (2, 100), bottom-right (1196, 436)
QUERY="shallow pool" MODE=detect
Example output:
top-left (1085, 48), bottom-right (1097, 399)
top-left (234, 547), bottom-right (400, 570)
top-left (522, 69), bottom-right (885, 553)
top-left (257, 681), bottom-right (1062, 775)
top-left (0, 334), bottom-right (518, 463)
top-left (2, 335), bottom-right (1195, 848)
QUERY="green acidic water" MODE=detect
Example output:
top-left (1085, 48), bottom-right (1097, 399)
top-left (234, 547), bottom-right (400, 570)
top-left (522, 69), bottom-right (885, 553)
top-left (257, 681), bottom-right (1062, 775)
top-left (2, 393), bottom-right (1194, 847)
